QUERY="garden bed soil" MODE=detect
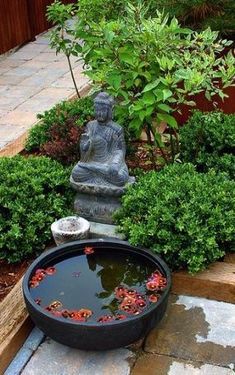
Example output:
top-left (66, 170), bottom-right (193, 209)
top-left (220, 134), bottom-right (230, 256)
top-left (0, 259), bottom-right (32, 303)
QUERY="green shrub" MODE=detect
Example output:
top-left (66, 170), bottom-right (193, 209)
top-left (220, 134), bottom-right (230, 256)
top-left (154, 0), bottom-right (235, 36)
top-left (25, 97), bottom-right (93, 152)
top-left (0, 156), bottom-right (73, 263)
top-left (77, 0), bottom-right (235, 36)
top-left (180, 111), bottom-right (235, 179)
top-left (115, 163), bottom-right (235, 273)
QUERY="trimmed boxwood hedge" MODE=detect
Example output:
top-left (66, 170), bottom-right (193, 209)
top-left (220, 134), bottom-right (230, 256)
top-left (115, 163), bottom-right (235, 273)
top-left (0, 156), bottom-right (73, 263)
top-left (179, 111), bottom-right (235, 179)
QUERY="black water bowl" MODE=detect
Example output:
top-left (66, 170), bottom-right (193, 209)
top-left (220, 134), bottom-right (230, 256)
top-left (23, 239), bottom-right (171, 350)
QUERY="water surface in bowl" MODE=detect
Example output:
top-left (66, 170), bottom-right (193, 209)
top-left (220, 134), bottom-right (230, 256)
top-left (29, 248), bottom-right (166, 322)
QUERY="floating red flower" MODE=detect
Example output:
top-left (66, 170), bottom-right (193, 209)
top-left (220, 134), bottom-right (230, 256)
top-left (84, 246), bottom-right (94, 255)
top-left (71, 314), bottom-right (86, 322)
top-left (61, 309), bottom-right (70, 318)
top-left (97, 315), bottom-right (114, 323)
top-left (148, 294), bottom-right (159, 303)
top-left (135, 298), bottom-right (146, 308)
top-left (51, 310), bottom-right (62, 317)
top-left (78, 308), bottom-right (93, 319)
top-left (146, 280), bottom-right (159, 291)
top-left (35, 269), bottom-right (46, 275)
top-left (114, 285), bottom-right (127, 299)
top-left (126, 289), bottom-right (137, 297)
top-left (45, 266), bottom-right (56, 275)
top-left (146, 270), bottom-right (167, 291)
top-left (34, 298), bottom-right (41, 305)
top-left (29, 280), bottom-right (39, 288)
top-left (115, 314), bottom-right (127, 320)
top-left (49, 300), bottom-right (62, 310)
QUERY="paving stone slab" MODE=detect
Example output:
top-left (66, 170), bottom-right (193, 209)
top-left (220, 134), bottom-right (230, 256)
top-left (145, 295), bottom-right (235, 368)
top-left (131, 354), bottom-right (234, 375)
top-left (0, 125), bottom-right (28, 141)
top-left (21, 338), bottom-right (134, 375)
top-left (0, 111), bottom-right (37, 127)
top-left (0, 74), bottom-right (27, 86)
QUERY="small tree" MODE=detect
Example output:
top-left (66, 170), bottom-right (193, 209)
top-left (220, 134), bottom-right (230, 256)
top-left (75, 2), bottom-right (235, 164)
top-left (47, 0), bottom-right (81, 98)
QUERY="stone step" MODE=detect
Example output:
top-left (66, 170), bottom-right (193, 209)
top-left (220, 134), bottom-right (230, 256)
top-left (89, 221), bottom-right (125, 240)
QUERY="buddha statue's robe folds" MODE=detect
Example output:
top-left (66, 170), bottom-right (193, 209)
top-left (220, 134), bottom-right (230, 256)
top-left (71, 120), bottom-right (129, 187)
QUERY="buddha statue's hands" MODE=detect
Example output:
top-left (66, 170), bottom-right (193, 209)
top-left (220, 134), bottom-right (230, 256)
top-left (80, 133), bottom-right (91, 152)
top-left (108, 164), bottom-right (119, 178)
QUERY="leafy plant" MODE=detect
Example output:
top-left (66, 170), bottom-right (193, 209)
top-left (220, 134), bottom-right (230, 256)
top-left (75, 3), bottom-right (235, 165)
top-left (47, 0), bottom-right (81, 97)
top-left (25, 97), bottom-right (93, 152)
top-left (0, 156), bottom-right (73, 263)
top-left (115, 163), bottom-right (235, 273)
top-left (180, 111), bottom-right (235, 179)
top-left (154, 0), bottom-right (235, 36)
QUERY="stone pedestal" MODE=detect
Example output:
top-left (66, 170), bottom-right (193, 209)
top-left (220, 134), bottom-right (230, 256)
top-left (70, 176), bottom-right (135, 224)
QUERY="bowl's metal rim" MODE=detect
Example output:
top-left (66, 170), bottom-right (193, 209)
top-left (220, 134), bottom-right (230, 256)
top-left (23, 238), bottom-right (171, 328)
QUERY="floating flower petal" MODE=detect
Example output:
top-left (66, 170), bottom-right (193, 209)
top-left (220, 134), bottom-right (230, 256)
top-left (84, 246), bottom-right (94, 255)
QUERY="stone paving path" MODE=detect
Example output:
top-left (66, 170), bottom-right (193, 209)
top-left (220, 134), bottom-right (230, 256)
top-left (0, 31), bottom-right (89, 152)
top-left (5, 295), bottom-right (235, 375)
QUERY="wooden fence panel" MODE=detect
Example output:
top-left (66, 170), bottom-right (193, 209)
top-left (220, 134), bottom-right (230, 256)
top-left (0, 0), bottom-right (32, 54)
top-left (0, 0), bottom-right (77, 54)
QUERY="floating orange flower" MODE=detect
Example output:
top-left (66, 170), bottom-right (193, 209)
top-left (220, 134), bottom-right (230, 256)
top-left (84, 246), bottom-right (94, 255)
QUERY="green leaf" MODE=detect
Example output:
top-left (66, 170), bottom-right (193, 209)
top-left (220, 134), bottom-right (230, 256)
top-left (104, 30), bottom-right (115, 44)
top-left (142, 91), bottom-right (156, 105)
top-left (129, 117), bottom-right (142, 132)
top-left (154, 132), bottom-right (164, 148)
top-left (107, 74), bottom-right (122, 91)
top-left (142, 80), bottom-right (160, 93)
top-left (162, 89), bottom-right (173, 101)
top-left (119, 51), bottom-right (135, 66)
top-left (157, 113), bottom-right (178, 128)
top-left (157, 103), bottom-right (172, 113)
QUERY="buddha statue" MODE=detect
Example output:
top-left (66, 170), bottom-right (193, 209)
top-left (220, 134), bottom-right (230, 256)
top-left (71, 92), bottom-right (129, 187)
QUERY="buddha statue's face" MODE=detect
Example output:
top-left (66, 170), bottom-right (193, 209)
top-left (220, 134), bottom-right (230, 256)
top-left (95, 103), bottom-right (111, 123)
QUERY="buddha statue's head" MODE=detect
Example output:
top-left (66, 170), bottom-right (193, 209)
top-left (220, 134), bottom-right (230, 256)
top-left (94, 92), bottom-right (114, 124)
